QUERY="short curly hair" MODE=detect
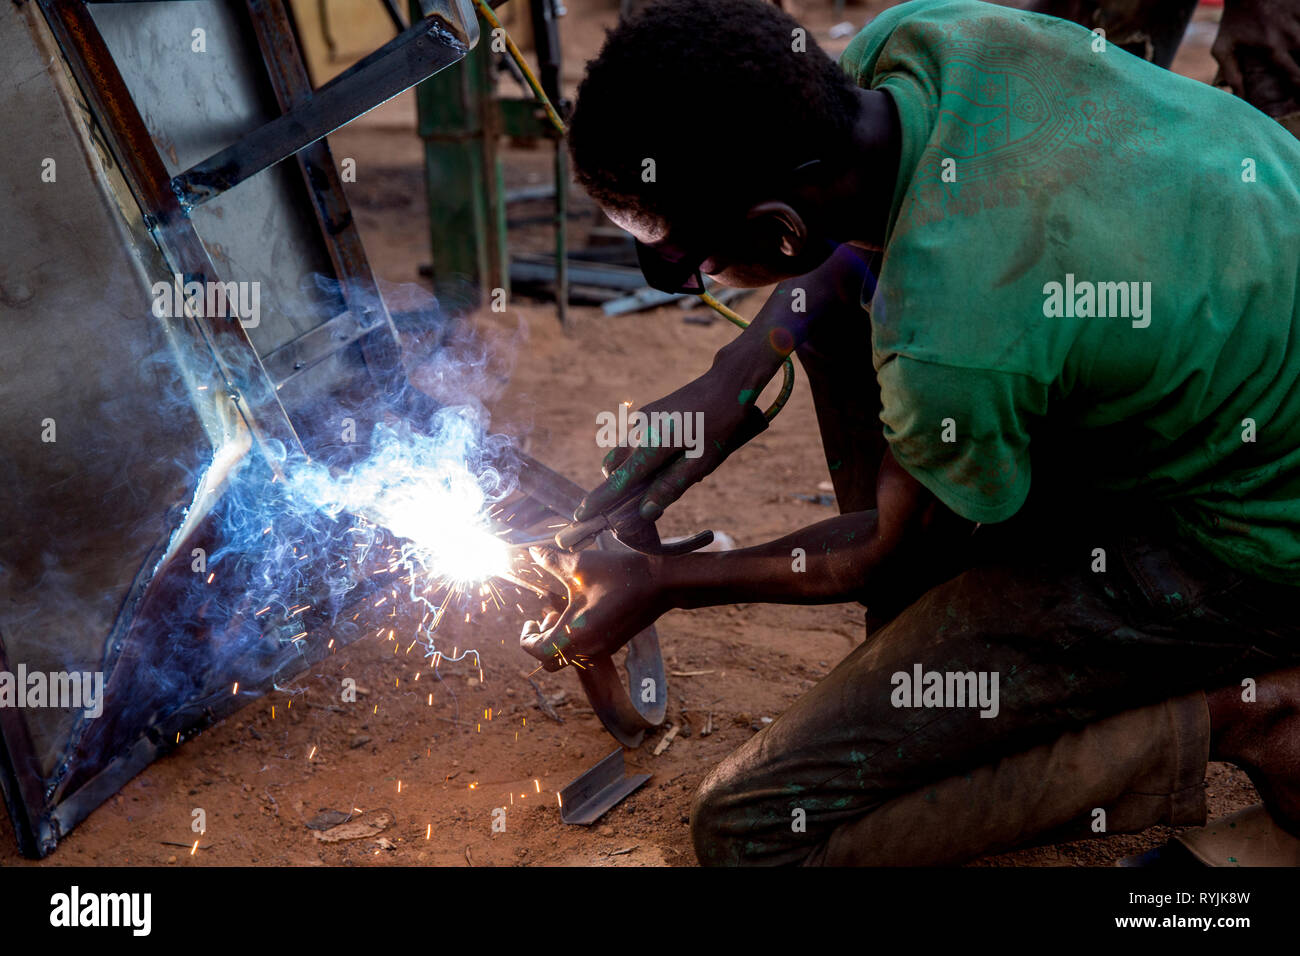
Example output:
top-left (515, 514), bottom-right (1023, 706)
top-left (568, 0), bottom-right (861, 225)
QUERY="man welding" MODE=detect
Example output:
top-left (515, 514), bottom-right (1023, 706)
top-left (520, 0), bottom-right (1300, 865)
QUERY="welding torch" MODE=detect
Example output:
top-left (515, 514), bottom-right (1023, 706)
top-left (494, 382), bottom-right (780, 676)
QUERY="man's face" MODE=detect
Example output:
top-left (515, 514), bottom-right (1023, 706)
top-left (605, 205), bottom-right (809, 290)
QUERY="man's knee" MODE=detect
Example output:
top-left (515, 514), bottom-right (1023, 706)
top-left (690, 756), bottom-right (829, 866)
top-left (689, 767), bottom-right (743, 866)
top-left (690, 757), bottom-right (801, 866)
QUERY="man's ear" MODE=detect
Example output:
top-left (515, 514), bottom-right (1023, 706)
top-left (746, 201), bottom-right (807, 258)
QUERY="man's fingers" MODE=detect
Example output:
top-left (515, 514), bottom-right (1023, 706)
top-left (602, 446), bottom-right (632, 478)
top-left (519, 604), bottom-right (574, 669)
top-left (519, 609), bottom-right (559, 641)
top-left (638, 452), bottom-right (716, 520)
top-left (575, 444), bottom-right (676, 520)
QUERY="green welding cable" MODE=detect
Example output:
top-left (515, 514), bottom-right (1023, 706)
top-left (473, 1), bottom-right (795, 422)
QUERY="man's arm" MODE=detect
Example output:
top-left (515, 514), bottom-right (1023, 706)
top-left (523, 448), bottom-right (973, 667)
top-left (710, 242), bottom-right (877, 399)
top-left (655, 445), bottom-right (958, 609)
top-left (578, 243), bottom-right (877, 522)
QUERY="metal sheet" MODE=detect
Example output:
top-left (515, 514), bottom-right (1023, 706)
top-left (0, 0), bottom-right (213, 784)
top-left (0, 2), bottom-right (235, 855)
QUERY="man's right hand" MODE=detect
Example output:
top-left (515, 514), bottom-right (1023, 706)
top-left (575, 360), bottom-right (765, 523)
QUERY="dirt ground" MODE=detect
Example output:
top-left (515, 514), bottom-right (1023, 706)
top-left (1, 0), bottom-right (1262, 868)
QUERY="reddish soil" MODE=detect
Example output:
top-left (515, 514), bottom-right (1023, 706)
top-left (1, 0), bottom-right (1257, 868)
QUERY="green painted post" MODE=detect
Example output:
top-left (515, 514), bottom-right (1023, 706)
top-left (413, 3), bottom-right (507, 307)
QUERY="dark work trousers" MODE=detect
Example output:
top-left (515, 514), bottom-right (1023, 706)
top-left (690, 312), bottom-right (1300, 866)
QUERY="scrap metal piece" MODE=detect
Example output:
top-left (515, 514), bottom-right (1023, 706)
top-left (574, 654), bottom-right (662, 749)
top-left (559, 749), bottom-right (650, 826)
top-left (510, 255), bottom-right (646, 292)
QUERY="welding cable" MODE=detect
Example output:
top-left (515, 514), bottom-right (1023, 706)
top-left (471, 0), bottom-right (795, 422)
top-left (471, 0), bottom-right (567, 133)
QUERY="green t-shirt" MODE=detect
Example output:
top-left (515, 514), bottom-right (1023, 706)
top-left (841, 0), bottom-right (1300, 585)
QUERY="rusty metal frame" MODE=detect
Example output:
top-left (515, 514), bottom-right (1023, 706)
top-left (4, 0), bottom-right (418, 858)
top-left (0, 640), bottom-right (47, 858)
top-left (38, 0), bottom-right (304, 469)
top-left (243, 0), bottom-right (411, 408)
top-left (63, 0), bottom-right (665, 745)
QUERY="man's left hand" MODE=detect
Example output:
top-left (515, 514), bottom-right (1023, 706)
top-left (518, 546), bottom-right (667, 671)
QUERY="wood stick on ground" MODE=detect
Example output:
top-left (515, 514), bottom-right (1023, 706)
top-left (652, 723), bottom-right (679, 756)
top-left (528, 676), bottom-right (563, 723)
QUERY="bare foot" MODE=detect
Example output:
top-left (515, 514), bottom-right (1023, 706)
top-left (1208, 666), bottom-right (1300, 837)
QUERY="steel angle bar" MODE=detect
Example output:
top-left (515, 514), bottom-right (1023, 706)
top-left (559, 749), bottom-right (651, 826)
top-left (172, 11), bottom-right (472, 208)
top-left (244, 0), bottom-right (409, 407)
top-left (259, 308), bottom-right (378, 386)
